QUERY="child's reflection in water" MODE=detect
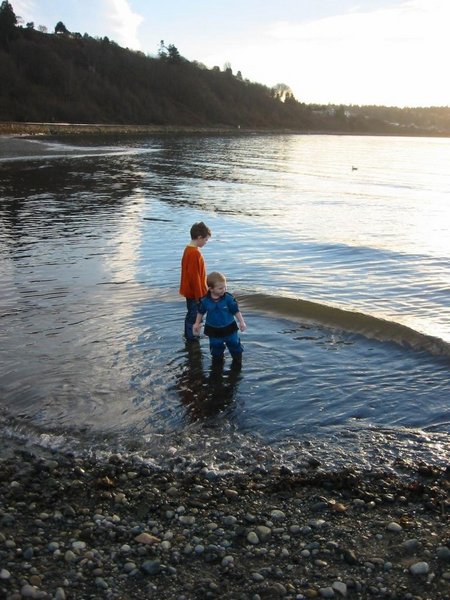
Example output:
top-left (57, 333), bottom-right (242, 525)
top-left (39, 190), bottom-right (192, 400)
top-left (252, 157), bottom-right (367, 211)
top-left (177, 342), bottom-right (242, 421)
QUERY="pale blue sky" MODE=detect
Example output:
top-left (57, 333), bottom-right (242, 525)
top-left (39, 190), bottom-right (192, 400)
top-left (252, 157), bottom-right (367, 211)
top-left (11, 0), bottom-right (450, 107)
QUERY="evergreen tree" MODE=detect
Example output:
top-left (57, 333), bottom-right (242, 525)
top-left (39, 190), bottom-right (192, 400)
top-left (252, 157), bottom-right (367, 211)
top-left (0, 0), bottom-right (17, 48)
top-left (158, 40), bottom-right (181, 63)
top-left (167, 43), bottom-right (181, 63)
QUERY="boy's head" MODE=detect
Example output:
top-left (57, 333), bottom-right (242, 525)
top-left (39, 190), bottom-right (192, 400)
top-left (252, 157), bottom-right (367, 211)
top-left (190, 222), bottom-right (211, 246)
top-left (207, 271), bottom-right (227, 296)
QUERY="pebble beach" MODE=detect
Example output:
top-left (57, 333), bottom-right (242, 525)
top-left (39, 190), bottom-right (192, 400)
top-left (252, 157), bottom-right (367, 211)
top-left (1, 441), bottom-right (449, 600)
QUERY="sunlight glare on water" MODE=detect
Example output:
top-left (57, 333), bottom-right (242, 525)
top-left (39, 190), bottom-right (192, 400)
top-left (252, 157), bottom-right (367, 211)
top-left (0, 133), bottom-right (449, 471)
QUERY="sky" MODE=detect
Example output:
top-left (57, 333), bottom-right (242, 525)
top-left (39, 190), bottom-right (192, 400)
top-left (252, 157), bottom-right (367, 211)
top-left (10, 0), bottom-right (450, 108)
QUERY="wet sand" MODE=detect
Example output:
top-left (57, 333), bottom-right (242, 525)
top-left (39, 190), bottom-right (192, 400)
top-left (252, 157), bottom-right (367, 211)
top-left (0, 135), bottom-right (55, 158)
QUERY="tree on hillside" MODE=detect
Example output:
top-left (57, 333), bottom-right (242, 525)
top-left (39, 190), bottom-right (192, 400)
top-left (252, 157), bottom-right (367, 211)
top-left (158, 40), bottom-right (166, 58)
top-left (272, 83), bottom-right (293, 102)
top-left (158, 39), bottom-right (181, 63)
top-left (55, 21), bottom-right (69, 35)
top-left (0, 0), bottom-right (17, 48)
top-left (167, 43), bottom-right (181, 63)
top-left (223, 61), bottom-right (232, 75)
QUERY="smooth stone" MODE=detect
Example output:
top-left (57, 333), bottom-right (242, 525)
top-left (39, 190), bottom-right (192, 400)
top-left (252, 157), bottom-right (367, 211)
top-left (309, 519), bottom-right (326, 529)
top-left (437, 546), bottom-right (450, 562)
top-left (72, 540), bottom-right (86, 551)
top-left (401, 539), bottom-right (419, 553)
top-left (29, 575), bottom-right (42, 587)
top-left (409, 561), bottom-right (429, 575)
top-left (21, 585), bottom-right (41, 598)
top-left (95, 577), bottom-right (108, 589)
top-left (270, 509), bottom-right (286, 521)
top-left (247, 531), bottom-right (259, 544)
top-left (224, 489), bottom-right (239, 498)
top-left (135, 532), bottom-right (160, 544)
top-left (123, 562), bottom-right (137, 573)
top-left (142, 560), bottom-right (161, 575)
top-left (48, 542), bottom-right (60, 552)
top-left (387, 522), bottom-right (402, 533)
top-left (315, 559), bottom-right (328, 568)
top-left (256, 525), bottom-right (272, 541)
top-left (332, 581), bottom-right (347, 596)
top-left (64, 550), bottom-right (77, 562)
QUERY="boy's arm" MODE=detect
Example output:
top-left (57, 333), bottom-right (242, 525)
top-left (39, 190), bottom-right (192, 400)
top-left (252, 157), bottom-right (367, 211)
top-left (192, 312), bottom-right (203, 334)
top-left (235, 311), bottom-right (246, 332)
top-left (227, 294), bottom-right (246, 331)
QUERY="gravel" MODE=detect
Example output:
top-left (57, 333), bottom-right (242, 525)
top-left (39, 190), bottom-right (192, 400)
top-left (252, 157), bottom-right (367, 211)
top-left (1, 446), bottom-right (449, 599)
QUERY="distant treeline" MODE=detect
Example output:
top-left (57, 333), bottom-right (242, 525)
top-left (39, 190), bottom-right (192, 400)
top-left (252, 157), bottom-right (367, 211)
top-left (1, 1), bottom-right (449, 135)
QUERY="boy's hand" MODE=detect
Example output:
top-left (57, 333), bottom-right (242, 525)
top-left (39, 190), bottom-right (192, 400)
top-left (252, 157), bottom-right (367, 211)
top-left (239, 322), bottom-right (247, 332)
top-left (193, 323), bottom-right (201, 335)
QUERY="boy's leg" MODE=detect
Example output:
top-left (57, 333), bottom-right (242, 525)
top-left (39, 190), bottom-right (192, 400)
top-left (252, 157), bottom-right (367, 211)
top-left (226, 332), bottom-right (243, 368)
top-left (225, 332), bottom-right (243, 356)
top-left (209, 336), bottom-right (225, 359)
top-left (185, 298), bottom-right (199, 340)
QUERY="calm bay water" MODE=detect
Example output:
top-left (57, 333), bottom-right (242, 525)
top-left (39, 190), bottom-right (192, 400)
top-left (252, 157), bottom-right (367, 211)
top-left (0, 133), bottom-right (449, 474)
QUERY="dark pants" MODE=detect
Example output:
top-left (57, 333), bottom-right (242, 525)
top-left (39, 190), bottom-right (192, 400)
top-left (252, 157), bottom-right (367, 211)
top-left (209, 331), bottom-right (243, 358)
top-left (184, 298), bottom-right (199, 340)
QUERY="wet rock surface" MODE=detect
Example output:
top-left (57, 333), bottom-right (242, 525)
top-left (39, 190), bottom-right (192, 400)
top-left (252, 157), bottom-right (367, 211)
top-left (1, 448), bottom-right (449, 599)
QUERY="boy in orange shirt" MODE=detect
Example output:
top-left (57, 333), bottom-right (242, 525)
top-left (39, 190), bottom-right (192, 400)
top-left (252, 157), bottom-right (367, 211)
top-left (179, 221), bottom-right (211, 340)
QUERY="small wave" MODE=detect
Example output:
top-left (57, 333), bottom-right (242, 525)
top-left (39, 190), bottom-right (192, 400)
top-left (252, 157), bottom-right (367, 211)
top-left (239, 293), bottom-right (450, 359)
top-left (2, 412), bottom-right (449, 479)
top-left (0, 136), bottom-right (157, 163)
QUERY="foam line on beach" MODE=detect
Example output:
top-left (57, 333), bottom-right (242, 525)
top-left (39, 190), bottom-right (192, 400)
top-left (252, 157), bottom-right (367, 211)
top-left (239, 292), bottom-right (450, 358)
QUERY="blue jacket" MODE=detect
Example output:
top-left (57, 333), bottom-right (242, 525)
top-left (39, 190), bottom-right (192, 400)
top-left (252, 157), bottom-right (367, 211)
top-left (198, 292), bottom-right (239, 337)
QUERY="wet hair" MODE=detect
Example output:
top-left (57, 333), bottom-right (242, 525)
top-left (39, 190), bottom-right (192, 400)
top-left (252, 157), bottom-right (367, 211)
top-left (207, 271), bottom-right (226, 288)
top-left (190, 221), bottom-right (211, 240)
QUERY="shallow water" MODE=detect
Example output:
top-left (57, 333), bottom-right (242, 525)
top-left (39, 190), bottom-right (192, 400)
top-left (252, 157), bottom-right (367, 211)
top-left (0, 133), bottom-right (449, 474)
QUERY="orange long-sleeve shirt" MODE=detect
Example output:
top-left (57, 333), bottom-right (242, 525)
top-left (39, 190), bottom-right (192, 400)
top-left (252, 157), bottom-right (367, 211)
top-left (179, 245), bottom-right (207, 300)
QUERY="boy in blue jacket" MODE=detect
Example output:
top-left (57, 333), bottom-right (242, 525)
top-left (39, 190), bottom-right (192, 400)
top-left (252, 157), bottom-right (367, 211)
top-left (193, 272), bottom-right (246, 367)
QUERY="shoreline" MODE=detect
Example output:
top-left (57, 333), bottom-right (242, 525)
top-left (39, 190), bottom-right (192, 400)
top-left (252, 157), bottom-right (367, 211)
top-left (1, 121), bottom-right (449, 139)
top-left (0, 122), bottom-right (245, 137)
top-left (1, 440), bottom-right (449, 599)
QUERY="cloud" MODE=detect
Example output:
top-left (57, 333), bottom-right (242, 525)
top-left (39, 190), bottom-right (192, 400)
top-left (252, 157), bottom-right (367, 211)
top-left (102, 0), bottom-right (144, 50)
top-left (218, 0), bottom-right (450, 106)
top-left (10, 0), bottom-right (36, 22)
top-left (266, 0), bottom-right (449, 45)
